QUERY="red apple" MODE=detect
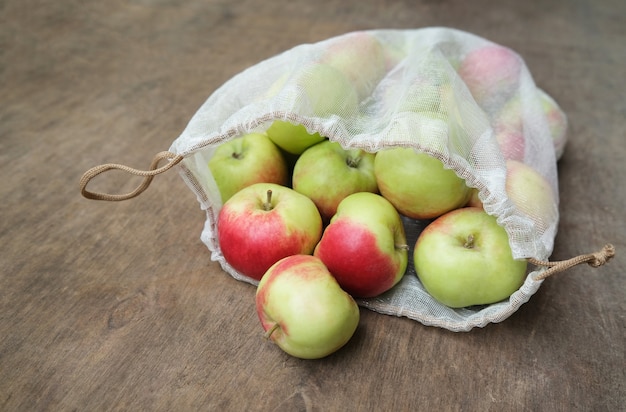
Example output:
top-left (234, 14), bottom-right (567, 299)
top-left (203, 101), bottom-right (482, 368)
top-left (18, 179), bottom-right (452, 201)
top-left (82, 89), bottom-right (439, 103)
top-left (314, 192), bottom-right (408, 298)
top-left (458, 44), bottom-right (523, 112)
top-left (218, 183), bottom-right (323, 281)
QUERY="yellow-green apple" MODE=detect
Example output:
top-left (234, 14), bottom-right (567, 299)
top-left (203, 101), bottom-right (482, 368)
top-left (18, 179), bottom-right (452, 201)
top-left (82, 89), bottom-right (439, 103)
top-left (414, 207), bottom-right (527, 308)
top-left (505, 160), bottom-right (558, 232)
top-left (537, 88), bottom-right (568, 160)
top-left (256, 254), bottom-right (360, 359)
top-left (374, 148), bottom-right (471, 219)
top-left (278, 63), bottom-right (359, 118)
top-left (292, 140), bottom-right (378, 221)
top-left (394, 76), bottom-right (447, 115)
top-left (314, 192), bottom-right (408, 298)
top-left (218, 183), bottom-right (323, 281)
top-left (375, 63), bottom-right (452, 117)
top-left (320, 31), bottom-right (386, 99)
top-left (265, 120), bottom-right (327, 155)
top-left (208, 133), bottom-right (288, 203)
top-left (458, 44), bottom-right (523, 112)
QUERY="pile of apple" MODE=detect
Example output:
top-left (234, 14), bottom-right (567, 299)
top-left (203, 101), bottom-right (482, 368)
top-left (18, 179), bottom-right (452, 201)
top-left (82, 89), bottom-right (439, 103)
top-left (205, 34), bottom-right (564, 359)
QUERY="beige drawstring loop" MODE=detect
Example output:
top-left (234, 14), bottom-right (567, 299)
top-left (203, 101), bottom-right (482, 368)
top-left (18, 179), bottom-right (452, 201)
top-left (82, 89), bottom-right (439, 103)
top-left (529, 244), bottom-right (616, 280)
top-left (79, 151), bottom-right (184, 201)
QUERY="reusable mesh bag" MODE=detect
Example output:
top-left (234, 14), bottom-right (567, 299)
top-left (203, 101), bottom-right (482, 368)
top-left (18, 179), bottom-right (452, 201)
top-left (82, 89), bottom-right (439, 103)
top-left (81, 28), bottom-right (614, 331)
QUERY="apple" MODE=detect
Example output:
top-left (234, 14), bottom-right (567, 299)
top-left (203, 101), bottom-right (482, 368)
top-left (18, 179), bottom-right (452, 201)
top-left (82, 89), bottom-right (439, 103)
top-left (374, 147), bottom-right (471, 219)
top-left (505, 160), bottom-right (558, 233)
top-left (320, 31), bottom-right (387, 99)
top-left (388, 75), bottom-right (447, 115)
top-left (265, 120), bottom-right (327, 155)
top-left (314, 192), bottom-right (408, 298)
top-left (537, 88), bottom-right (568, 160)
top-left (414, 207), bottom-right (528, 308)
top-left (217, 183), bottom-right (323, 281)
top-left (280, 63), bottom-right (360, 118)
top-left (208, 133), bottom-right (288, 203)
top-left (375, 59), bottom-right (454, 118)
top-left (256, 254), bottom-right (360, 359)
top-left (492, 97), bottom-right (525, 161)
top-left (458, 44), bottom-right (523, 112)
top-left (292, 140), bottom-right (378, 221)
top-left (466, 188), bottom-right (483, 209)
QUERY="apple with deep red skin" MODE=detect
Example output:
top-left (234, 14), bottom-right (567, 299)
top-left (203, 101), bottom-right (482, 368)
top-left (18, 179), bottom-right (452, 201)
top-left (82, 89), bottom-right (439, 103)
top-left (256, 254), bottom-right (360, 359)
top-left (458, 44), bottom-right (523, 112)
top-left (374, 147), bottom-right (471, 219)
top-left (218, 183), bottom-right (323, 281)
top-left (292, 140), bottom-right (378, 221)
top-left (414, 207), bottom-right (528, 308)
top-left (314, 192), bottom-right (408, 298)
top-left (208, 133), bottom-right (288, 203)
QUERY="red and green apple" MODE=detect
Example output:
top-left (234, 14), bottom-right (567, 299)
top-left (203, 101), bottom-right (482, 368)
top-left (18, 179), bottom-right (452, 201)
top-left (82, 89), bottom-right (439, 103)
top-left (314, 192), bottom-right (408, 298)
top-left (217, 183), bottom-right (323, 281)
top-left (256, 254), bottom-right (360, 359)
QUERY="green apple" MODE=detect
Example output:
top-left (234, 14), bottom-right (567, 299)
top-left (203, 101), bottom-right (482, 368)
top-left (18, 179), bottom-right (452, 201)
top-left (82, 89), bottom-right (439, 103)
top-left (265, 120), bottom-right (326, 155)
top-left (256, 254), bottom-right (360, 359)
top-left (292, 140), bottom-right (378, 221)
top-left (208, 133), bottom-right (288, 203)
top-left (314, 192), bottom-right (408, 298)
top-left (374, 147), bottom-right (471, 219)
top-left (505, 160), bottom-right (558, 233)
top-left (217, 183), bottom-right (323, 281)
top-left (380, 76), bottom-right (447, 118)
top-left (290, 63), bottom-right (360, 118)
top-left (414, 207), bottom-right (528, 308)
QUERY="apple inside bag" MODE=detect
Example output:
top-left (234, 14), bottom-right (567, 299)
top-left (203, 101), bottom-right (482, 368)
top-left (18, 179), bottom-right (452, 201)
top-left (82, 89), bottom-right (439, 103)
top-left (169, 28), bottom-right (567, 331)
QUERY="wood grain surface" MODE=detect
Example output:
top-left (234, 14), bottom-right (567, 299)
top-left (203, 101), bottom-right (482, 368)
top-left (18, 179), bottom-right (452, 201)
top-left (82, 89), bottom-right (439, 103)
top-left (1, 0), bottom-right (624, 410)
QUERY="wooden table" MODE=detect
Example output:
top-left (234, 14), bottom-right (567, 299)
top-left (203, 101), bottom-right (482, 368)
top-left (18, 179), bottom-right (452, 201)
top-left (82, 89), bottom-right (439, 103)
top-left (2, 0), bottom-right (624, 410)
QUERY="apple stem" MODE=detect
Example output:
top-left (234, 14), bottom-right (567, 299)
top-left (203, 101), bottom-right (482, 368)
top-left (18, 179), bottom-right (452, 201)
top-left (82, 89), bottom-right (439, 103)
top-left (263, 323), bottom-right (280, 340)
top-left (464, 234), bottom-right (475, 249)
top-left (396, 244), bottom-right (410, 251)
top-left (263, 189), bottom-right (273, 211)
top-left (346, 156), bottom-right (360, 168)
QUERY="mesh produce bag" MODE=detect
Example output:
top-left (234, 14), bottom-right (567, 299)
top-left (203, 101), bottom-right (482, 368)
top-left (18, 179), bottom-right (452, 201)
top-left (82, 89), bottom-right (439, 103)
top-left (81, 28), bottom-right (614, 331)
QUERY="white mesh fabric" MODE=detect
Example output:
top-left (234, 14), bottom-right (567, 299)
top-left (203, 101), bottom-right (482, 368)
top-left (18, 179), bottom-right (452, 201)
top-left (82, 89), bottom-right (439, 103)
top-left (169, 28), bottom-right (565, 330)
